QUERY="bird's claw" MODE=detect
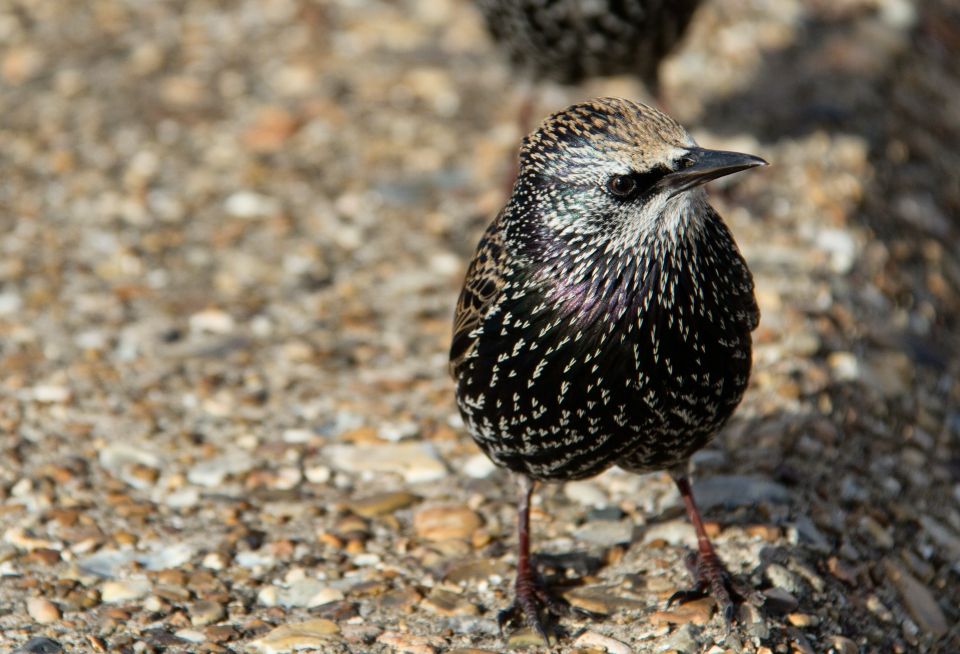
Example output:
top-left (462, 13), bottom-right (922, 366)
top-left (667, 550), bottom-right (753, 626)
top-left (497, 574), bottom-right (593, 645)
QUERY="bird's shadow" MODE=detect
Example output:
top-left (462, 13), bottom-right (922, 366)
top-left (683, 3), bottom-right (960, 647)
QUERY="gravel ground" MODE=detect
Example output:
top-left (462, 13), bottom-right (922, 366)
top-left (1, 1), bottom-right (959, 653)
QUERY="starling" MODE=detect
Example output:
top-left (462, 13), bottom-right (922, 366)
top-left (450, 98), bottom-right (766, 642)
top-left (473, 0), bottom-right (701, 89)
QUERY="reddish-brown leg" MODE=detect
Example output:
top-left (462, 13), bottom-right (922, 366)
top-left (497, 475), bottom-right (592, 645)
top-left (668, 470), bottom-right (750, 625)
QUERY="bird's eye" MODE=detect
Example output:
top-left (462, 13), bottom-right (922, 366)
top-left (606, 174), bottom-right (638, 199)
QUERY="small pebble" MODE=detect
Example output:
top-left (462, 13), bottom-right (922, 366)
top-left (376, 631), bottom-right (438, 654)
top-left (765, 563), bottom-right (802, 594)
top-left (349, 491), bottom-right (419, 517)
top-left (659, 623), bottom-right (698, 654)
top-left (11, 638), bottom-right (64, 654)
top-left (421, 588), bottom-right (480, 617)
top-left (278, 578), bottom-right (345, 608)
top-left (883, 558), bottom-right (948, 637)
top-left (866, 594), bottom-right (895, 622)
top-left (187, 451), bottom-right (255, 487)
top-left (189, 308), bottom-right (236, 334)
top-left (101, 579), bottom-right (152, 603)
top-left (564, 480), bottom-right (609, 507)
top-left (572, 631), bottom-right (632, 654)
top-left (249, 619), bottom-right (341, 653)
top-left (741, 602), bottom-right (770, 640)
top-left (30, 385), bottom-right (72, 403)
top-left (190, 599), bottom-right (226, 626)
top-left (506, 629), bottom-right (545, 649)
top-left (413, 504), bottom-right (482, 542)
top-left (462, 453), bottom-right (497, 479)
top-left (649, 597), bottom-right (714, 626)
top-left (787, 612), bottom-right (819, 627)
top-left (224, 190), bottom-right (280, 218)
top-left (641, 519), bottom-right (695, 547)
top-left (859, 515), bottom-right (894, 549)
top-left (323, 443), bottom-right (448, 483)
top-left (829, 636), bottom-right (858, 654)
top-left (174, 629), bottom-right (207, 644)
top-left (763, 587), bottom-right (800, 613)
top-left (26, 597), bottom-right (60, 623)
top-left (573, 519), bottom-right (634, 547)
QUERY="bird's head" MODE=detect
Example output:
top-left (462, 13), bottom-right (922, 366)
top-left (510, 98), bottom-right (766, 255)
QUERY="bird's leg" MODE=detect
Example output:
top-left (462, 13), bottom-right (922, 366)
top-left (498, 475), bottom-right (552, 643)
top-left (667, 470), bottom-right (749, 625)
top-left (497, 475), bottom-right (584, 645)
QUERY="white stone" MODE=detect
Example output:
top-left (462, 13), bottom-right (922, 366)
top-left (258, 585), bottom-right (280, 607)
top-left (164, 487), bottom-right (200, 508)
top-left (573, 631), bottom-right (631, 654)
top-left (143, 595), bottom-right (164, 612)
top-left (224, 190), bottom-right (280, 218)
top-left (273, 466), bottom-right (302, 490)
top-left (278, 578), bottom-right (345, 608)
top-left (31, 385), bottom-right (71, 403)
top-left (26, 597), bottom-right (60, 623)
top-left (462, 453), bottom-right (496, 479)
top-left (429, 251), bottom-right (461, 276)
top-left (815, 228), bottom-right (856, 274)
top-left (282, 429), bottom-right (314, 444)
top-left (573, 520), bottom-right (634, 547)
top-left (642, 519), bottom-right (697, 547)
top-left (75, 330), bottom-right (108, 350)
top-left (378, 421), bottom-right (419, 442)
top-left (304, 465), bottom-right (331, 484)
top-left (236, 550), bottom-right (277, 569)
top-left (99, 443), bottom-right (162, 474)
top-left (141, 542), bottom-right (196, 570)
top-left (189, 308), bottom-right (235, 334)
top-left (101, 578), bottom-right (152, 603)
top-left (828, 351), bottom-right (860, 382)
top-left (187, 451), bottom-right (254, 487)
top-left (174, 629), bottom-right (207, 644)
top-left (563, 481), bottom-right (608, 507)
top-left (202, 552), bottom-right (227, 571)
top-left (322, 442), bottom-right (447, 483)
top-left (0, 292), bottom-right (23, 315)
top-left (77, 549), bottom-right (138, 578)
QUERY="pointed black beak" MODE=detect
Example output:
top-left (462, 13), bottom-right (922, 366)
top-left (661, 147), bottom-right (768, 197)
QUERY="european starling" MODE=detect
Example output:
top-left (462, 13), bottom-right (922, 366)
top-left (474, 0), bottom-right (701, 89)
top-left (450, 98), bottom-right (766, 642)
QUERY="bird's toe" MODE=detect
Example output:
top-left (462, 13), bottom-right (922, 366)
top-left (668, 550), bottom-right (753, 628)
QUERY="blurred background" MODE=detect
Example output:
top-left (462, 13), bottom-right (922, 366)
top-left (0, 0), bottom-right (958, 652)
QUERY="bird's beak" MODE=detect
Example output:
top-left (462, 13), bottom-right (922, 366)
top-left (661, 147), bottom-right (768, 198)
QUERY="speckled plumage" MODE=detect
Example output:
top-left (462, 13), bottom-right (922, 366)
top-left (452, 98), bottom-right (760, 482)
top-left (450, 98), bottom-right (767, 641)
top-left (474, 0), bottom-right (701, 87)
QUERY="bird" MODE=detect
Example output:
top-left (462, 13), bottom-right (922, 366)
top-left (473, 0), bottom-right (701, 90)
top-left (449, 97), bottom-right (767, 643)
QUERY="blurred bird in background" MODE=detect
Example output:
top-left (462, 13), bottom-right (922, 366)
top-left (474, 0), bottom-right (700, 91)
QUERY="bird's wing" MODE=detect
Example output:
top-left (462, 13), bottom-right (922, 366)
top-left (449, 215), bottom-right (508, 378)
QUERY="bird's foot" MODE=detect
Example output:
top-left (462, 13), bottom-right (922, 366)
top-left (668, 550), bottom-right (753, 626)
top-left (497, 572), bottom-right (599, 645)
